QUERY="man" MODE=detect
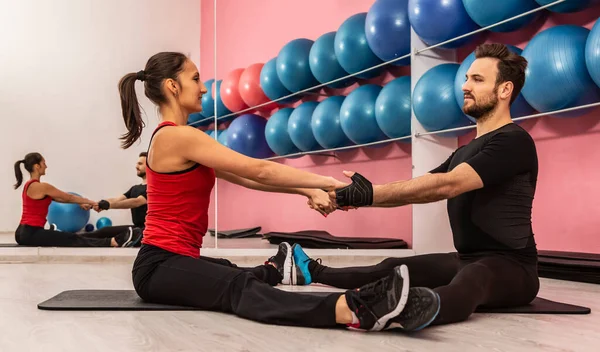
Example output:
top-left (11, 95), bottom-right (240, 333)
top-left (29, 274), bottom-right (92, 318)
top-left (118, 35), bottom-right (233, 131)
top-left (290, 43), bottom-right (540, 326)
top-left (92, 152), bottom-right (148, 245)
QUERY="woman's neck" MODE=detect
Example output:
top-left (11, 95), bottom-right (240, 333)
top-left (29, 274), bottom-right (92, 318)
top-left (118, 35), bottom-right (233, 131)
top-left (159, 104), bottom-right (188, 126)
top-left (30, 173), bottom-right (41, 181)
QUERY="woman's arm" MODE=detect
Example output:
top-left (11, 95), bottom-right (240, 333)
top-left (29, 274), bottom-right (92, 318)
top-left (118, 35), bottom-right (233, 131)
top-left (172, 126), bottom-right (347, 191)
top-left (33, 182), bottom-right (97, 206)
top-left (216, 171), bottom-right (336, 215)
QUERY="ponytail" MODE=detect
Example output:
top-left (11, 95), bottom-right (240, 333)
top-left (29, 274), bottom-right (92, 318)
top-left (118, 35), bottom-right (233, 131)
top-left (118, 73), bottom-right (145, 149)
top-left (118, 52), bottom-right (187, 149)
top-left (13, 160), bottom-right (24, 189)
top-left (13, 153), bottom-right (44, 189)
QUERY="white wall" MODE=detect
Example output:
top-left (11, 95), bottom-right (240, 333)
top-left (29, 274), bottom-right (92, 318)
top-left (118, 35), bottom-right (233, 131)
top-left (0, 0), bottom-right (201, 231)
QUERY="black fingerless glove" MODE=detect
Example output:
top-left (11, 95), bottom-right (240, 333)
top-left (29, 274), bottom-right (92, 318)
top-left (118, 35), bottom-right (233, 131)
top-left (335, 172), bottom-right (373, 208)
top-left (98, 200), bottom-right (110, 210)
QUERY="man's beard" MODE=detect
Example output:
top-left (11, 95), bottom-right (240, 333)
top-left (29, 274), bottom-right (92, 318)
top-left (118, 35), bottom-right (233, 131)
top-left (463, 93), bottom-right (498, 120)
top-left (137, 171), bottom-right (146, 178)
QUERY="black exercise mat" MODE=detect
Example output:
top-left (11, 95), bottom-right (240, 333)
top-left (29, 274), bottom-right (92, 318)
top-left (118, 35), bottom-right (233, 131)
top-left (37, 290), bottom-right (590, 314)
top-left (537, 250), bottom-right (600, 285)
top-left (263, 230), bottom-right (407, 249)
top-left (207, 227), bottom-right (262, 239)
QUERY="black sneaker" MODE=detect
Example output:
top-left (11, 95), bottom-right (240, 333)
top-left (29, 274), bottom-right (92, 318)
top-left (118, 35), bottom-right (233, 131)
top-left (344, 265), bottom-right (410, 331)
top-left (124, 228), bottom-right (143, 248)
top-left (266, 242), bottom-right (293, 285)
top-left (114, 228), bottom-right (134, 247)
top-left (384, 287), bottom-right (441, 332)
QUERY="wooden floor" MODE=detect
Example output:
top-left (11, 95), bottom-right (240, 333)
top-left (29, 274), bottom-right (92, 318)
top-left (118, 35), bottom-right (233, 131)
top-left (0, 262), bottom-right (598, 352)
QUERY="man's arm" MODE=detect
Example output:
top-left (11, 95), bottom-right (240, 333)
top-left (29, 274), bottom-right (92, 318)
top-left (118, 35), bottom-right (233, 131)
top-left (371, 163), bottom-right (483, 207)
top-left (216, 171), bottom-right (335, 215)
top-left (106, 195), bottom-right (127, 203)
top-left (106, 196), bottom-right (147, 209)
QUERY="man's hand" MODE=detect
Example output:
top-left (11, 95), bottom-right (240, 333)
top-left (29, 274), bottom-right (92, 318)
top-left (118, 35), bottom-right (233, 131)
top-left (329, 171), bottom-right (373, 209)
top-left (306, 189), bottom-right (336, 217)
top-left (97, 200), bottom-right (111, 211)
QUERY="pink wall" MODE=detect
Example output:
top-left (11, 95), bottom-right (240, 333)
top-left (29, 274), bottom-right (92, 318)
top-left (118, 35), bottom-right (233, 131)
top-left (201, 0), bottom-right (413, 245)
top-left (456, 8), bottom-right (600, 254)
top-left (200, 0), bottom-right (600, 253)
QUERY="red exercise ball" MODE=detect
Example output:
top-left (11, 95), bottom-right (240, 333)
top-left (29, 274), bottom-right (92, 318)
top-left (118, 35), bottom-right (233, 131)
top-left (239, 63), bottom-right (278, 112)
top-left (220, 68), bottom-right (248, 112)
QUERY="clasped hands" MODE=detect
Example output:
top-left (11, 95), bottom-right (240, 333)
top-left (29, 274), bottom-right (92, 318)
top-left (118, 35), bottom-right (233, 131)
top-left (307, 171), bottom-right (373, 217)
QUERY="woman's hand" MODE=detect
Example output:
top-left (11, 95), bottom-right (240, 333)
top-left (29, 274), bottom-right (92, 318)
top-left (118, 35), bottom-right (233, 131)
top-left (306, 189), bottom-right (336, 216)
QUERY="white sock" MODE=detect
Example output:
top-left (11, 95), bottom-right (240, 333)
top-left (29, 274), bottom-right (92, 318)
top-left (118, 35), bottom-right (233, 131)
top-left (351, 311), bottom-right (359, 325)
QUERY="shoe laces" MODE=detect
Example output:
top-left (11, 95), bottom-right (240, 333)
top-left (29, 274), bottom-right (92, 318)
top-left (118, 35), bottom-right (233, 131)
top-left (353, 276), bottom-right (391, 323)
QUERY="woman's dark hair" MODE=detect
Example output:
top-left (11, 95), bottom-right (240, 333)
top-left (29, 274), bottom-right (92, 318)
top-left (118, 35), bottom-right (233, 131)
top-left (14, 152), bottom-right (44, 189)
top-left (118, 52), bottom-right (188, 149)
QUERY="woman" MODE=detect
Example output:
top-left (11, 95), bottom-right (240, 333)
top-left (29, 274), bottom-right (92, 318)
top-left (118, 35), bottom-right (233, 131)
top-left (120, 52), bottom-right (440, 332)
top-left (13, 153), bottom-right (141, 247)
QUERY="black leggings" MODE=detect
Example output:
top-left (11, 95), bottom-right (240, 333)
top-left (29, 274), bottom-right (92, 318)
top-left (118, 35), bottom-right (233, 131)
top-left (15, 224), bottom-right (130, 247)
top-left (132, 244), bottom-right (342, 328)
top-left (310, 252), bottom-right (539, 325)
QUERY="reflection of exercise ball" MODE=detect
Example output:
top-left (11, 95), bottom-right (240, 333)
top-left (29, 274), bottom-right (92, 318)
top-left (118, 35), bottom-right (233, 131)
top-left (521, 25), bottom-right (600, 118)
top-left (455, 45), bottom-right (535, 122)
top-left (96, 217), bottom-right (112, 230)
top-left (365, 0), bottom-right (411, 65)
top-left (47, 193), bottom-right (90, 233)
top-left (462, 0), bottom-right (539, 32)
top-left (220, 68), bottom-right (249, 112)
top-left (413, 64), bottom-right (473, 134)
top-left (408, 0), bottom-right (480, 49)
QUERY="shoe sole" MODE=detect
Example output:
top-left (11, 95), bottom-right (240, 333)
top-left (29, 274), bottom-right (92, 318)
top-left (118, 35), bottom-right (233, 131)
top-left (121, 228), bottom-right (134, 247)
top-left (371, 265), bottom-right (410, 332)
top-left (386, 289), bottom-right (441, 332)
top-left (412, 291), bottom-right (441, 332)
top-left (281, 243), bottom-right (293, 285)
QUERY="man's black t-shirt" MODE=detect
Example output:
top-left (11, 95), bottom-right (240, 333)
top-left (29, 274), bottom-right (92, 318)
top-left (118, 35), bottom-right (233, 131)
top-left (430, 123), bottom-right (538, 264)
top-left (124, 184), bottom-right (147, 228)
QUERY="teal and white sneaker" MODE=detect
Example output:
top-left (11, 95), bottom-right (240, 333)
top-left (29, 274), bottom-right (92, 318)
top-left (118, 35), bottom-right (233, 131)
top-left (291, 243), bottom-right (313, 285)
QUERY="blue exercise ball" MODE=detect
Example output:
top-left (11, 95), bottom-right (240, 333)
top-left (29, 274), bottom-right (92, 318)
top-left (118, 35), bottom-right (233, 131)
top-left (312, 96), bottom-right (353, 149)
top-left (260, 58), bottom-right (300, 105)
top-left (462, 0), bottom-right (540, 32)
top-left (201, 79), bottom-right (215, 117)
top-left (335, 13), bottom-right (384, 79)
top-left (375, 76), bottom-right (412, 139)
top-left (96, 217), bottom-right (112, 230)
top-left (365, 0), bottom-right (411, 65)
top-left (265, 108), bottom-right (300, 156)
top-left (213, 80), bottom-right (234, 121)
top-left (217, 128), bottom-right (229, 147)
top-left (288, 101), bottom-right (321, 152)
top-left (408, 0), bottom-right (480, 49)
top-left (454, 45), bottom-right (536, 122)
top-left (227, 114), bottom-right (273, 158)
top-left (309, 32), bottom-right (354, 89)
top-left (85, 224), bottom-right (95, 232)
top-left (47, 193), bottom-right (90, 233)
top-left (586, 19), bottom-right (600, 88)
top-left (340, 84), bottom-right (387, 144)
top-left (276, 38), bottom-right (319, 93)
top-left (413, 64), bottom-right (473, 132)
top-left (535, 0), bottom-right (600, 13)
top-left (187, 112), bottom-right (211, 128)
top-left (521, 25), bottom-right (600, 117)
